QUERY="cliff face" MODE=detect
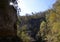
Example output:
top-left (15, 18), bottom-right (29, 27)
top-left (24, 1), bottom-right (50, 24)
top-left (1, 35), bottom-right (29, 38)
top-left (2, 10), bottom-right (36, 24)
top-left (19, 16), bottom-right (46, 40)
top-left (27, 17), bottom-right (46, 38)
top-left (0, 0), bottom-right (17, 36)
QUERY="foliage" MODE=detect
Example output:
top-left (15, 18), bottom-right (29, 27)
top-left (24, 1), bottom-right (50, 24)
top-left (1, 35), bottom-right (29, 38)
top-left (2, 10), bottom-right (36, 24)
top-left (44, 0), bottom-right (60, 42)
top-left (17, 25), bottom-right (31, 42)
top-left (37, 21), bottom-right (47, 41)
top-left (17, 0), bottom-right (60, 42)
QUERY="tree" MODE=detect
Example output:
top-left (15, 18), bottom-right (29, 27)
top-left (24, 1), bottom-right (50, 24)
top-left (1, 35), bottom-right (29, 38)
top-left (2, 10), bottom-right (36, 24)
top-left (44, 0), bottom-right (60, 42)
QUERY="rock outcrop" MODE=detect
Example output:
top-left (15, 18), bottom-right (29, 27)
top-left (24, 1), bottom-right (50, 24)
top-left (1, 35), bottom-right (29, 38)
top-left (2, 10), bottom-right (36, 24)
top-left (0, 0), bottom-right (22, 42)
top-left (0, 0), bottom-right (17, 36)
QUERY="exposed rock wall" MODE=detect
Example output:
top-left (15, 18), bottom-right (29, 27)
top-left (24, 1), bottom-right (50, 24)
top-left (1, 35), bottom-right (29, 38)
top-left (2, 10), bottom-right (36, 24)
top-left (0, 0), bottom-right (17, 36)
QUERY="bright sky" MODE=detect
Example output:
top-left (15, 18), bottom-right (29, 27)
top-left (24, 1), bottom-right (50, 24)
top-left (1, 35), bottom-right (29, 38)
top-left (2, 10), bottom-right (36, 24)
top-left (18, 0), bottom-right (56, 16)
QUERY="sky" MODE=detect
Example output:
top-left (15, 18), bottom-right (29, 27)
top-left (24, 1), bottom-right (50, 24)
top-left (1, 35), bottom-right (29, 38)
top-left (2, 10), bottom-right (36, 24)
top-left (18, 0), bottom-right (56, 16)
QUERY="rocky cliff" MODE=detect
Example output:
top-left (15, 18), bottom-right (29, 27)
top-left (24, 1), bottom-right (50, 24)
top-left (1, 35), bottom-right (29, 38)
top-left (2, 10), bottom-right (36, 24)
top-left (0, 0), bottom-right (17, 36)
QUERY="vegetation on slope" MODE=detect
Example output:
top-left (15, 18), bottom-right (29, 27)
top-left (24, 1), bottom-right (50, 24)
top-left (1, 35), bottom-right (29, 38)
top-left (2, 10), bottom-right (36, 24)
top-left (17, 0), bottom-right (60, 42)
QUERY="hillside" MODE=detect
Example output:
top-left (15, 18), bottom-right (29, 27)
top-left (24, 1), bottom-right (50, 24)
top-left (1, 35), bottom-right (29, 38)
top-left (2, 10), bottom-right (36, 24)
top-left (17, 0), bottom-right (60, 42)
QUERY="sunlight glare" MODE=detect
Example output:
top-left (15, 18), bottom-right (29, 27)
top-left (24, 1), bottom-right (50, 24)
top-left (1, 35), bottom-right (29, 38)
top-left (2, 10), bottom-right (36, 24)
top-left (9, 2), bottom-right (13, 5)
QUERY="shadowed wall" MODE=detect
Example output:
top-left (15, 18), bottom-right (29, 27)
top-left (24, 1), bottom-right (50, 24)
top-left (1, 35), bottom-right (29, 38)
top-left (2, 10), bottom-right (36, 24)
top-left (0, 0), bottom-right (17, 36)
